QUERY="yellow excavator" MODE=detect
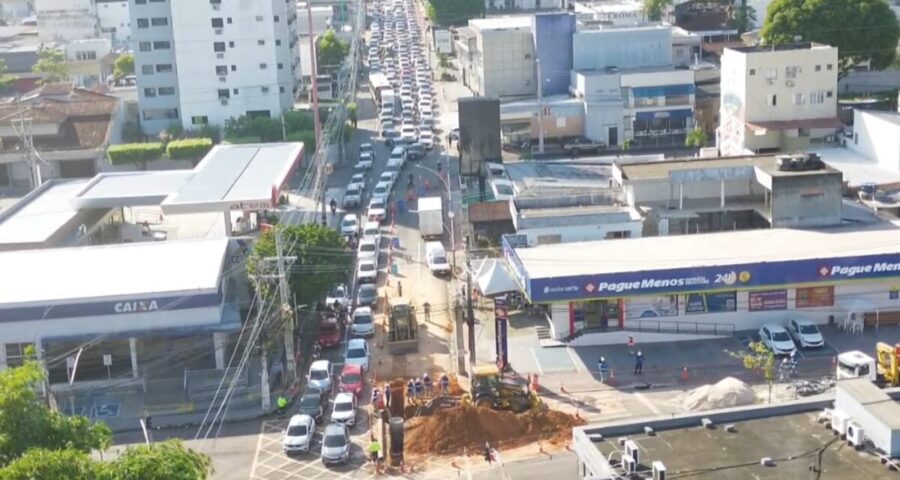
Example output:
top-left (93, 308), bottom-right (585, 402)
top-left (875, 342), bottom-right (900, 387)
top-left (463, 365), bottom-right (540, 413)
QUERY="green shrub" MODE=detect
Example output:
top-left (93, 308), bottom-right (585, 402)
top-left (223, 136), bottom-right (262, 144)
top-left (167, 138), bottom-right (213, 162)
top-left (107, 142), bottom-right (164, 167)
top-left (285, 130), bottom-right (316, 152)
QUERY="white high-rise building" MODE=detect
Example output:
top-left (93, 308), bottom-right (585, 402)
top-left (131, 0), bottom-right (300, 134)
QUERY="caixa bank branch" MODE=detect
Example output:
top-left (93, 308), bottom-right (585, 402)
top-left (502, 221), bottom-right (900, 342)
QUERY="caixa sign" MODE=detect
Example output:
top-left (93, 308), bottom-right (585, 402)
top-left (114, 300), bottom-right (159, 313)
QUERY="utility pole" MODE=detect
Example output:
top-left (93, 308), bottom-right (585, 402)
top-left (259, 228), bottom-right (298, 383)
top-left (535, 59), bottom-right (545, 155)
top-left (465, 236), bottom-right (476, 367)
top-left (12, 103), bottom-right (44, 189)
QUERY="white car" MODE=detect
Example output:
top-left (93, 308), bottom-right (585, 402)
top-left (759, 323), bottom-right (797, 356)
top-left (351, 173), bottom-right (366, 186)
top-left (425, 241), bottom-right (451, 276)
top-left (283, 414), bottom-right (315, 455)
top-left (307, 359), bottom-right (332, 391)
top-left (357, 259), bottom-right (378, 284)
top-left (339, 214), bottom-right (359, 236)
top-left (351, 307), bottom-right (375, 337)
top-left (326, 283), bottom-right (351, 309)
top-left (418, 130), bottom-right (434, 149)
top-left (362, 221), bottom-right (381, 246)
top-left (357, 151), bottom-right (374, 170)
top-left (343, 183), bottom-right (364, 208)
top-left (344, 338), bottom-right (370, 372)
top-left (371, 181), bottom-right (392, 202)
top-left (331, 392), bottom-right (358, 427)
top-left (359, 142), bottom-right (375, 161)
top-left (787, 319), bottom-right (825, 348)
top-left (367, 198), bottom-right (387, 224)
top-left (380, 171), bottom-right (398, 187)
top-left (400, 125), bottom-right (418, 143)
top-left (357, 236), bottom-right (378, 261)
top-left (320, 423), bottom-right (350, 466)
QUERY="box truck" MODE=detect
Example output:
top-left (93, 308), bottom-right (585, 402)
top-left (418, 196), bottom-right (443, 239)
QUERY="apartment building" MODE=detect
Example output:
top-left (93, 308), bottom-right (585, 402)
top-left (131, 0), bottom-right (300, 134)
top-left (36, 0), bottom-right (99, 42)
top-left (96, 0), bottom-right (132, 47)
top-left (468, 16), bottom-right (536, 98)
top-left (718, 43), bottom-right (841, 156)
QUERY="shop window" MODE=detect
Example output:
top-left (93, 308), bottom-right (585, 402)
top-left (796, 286), bottom-right (834, 308)
top-left (684, 292), bottom-right (736, 314)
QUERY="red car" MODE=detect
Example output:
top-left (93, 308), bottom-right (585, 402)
top-left (318, 318), bottom-right (341, 348)
top-left (339, 364), bottom-right (365, 397)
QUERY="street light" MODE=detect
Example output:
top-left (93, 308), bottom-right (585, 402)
top-left (414, 163), bottom-right (456, 272)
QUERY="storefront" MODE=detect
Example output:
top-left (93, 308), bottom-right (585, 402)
top-left (503, 223), bottom-right (900, 340)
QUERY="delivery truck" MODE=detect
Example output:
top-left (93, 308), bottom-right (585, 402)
top-left (418, 196), bottom-right (443, 239)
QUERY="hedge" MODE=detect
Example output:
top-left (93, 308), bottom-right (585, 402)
top-left (285, 130), bottom-right (316, 152)
top-left (107, 142), bottom-right (164, 166)
top-left (166, 138), bottom-right (213, 160)
top-left (223, 136), bottom-right (262, 144)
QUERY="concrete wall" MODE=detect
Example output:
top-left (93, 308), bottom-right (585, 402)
top-left (36, 0), bottom-right (98, 41)
top-left (770, 173), bottom-right (842, 227)
top-left (96, 0), bottom-right (131, 46)
top-left (573, 26), bottom-right (672, 71)
top-left (532, 12), bottom-right (575, 96)
top-left (519, 219), bottom-right (642, 246)
top-left (628, 177), bottom-right (759, 204)
top-left (849, 110), bottom-right (900, 172)
top-left (477, 26), bottom-right (536, 97)
top-left (838, 70), bottom-right (900, 95)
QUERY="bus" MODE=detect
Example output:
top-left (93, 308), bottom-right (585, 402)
top-left (369, 72), bottom-right (391, 104)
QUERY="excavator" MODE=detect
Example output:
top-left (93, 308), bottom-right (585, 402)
top-left (875, 342), bottom-right (900, 387)
top-left (463, 365), bottom-right (539, 413)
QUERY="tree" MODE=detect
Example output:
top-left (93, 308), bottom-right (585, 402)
top-left (727, 341), bottom-right (776, 403)
top-left (247, 224), bottom-right (351, 308)
top-left (761, 0), bottom-right (900, 75)
top-left (643, 0), bottom-right (672, 21)
top-left (721, 0), bottom-right (757, 34)
top-left (346, 102), bottom-right (358, 128)
top-left (113, 53), bottom-right (134, 81)
top-left (0, 359), bottom-right (213, 479)
top-left (426, 0), bottom-right (484, 26)
top-left (32, 47), bottom-right (69, 84)
top-left (685, 128), bottom-right (708, 148)
top-left (0, 59), bottom-right (14, 93)
top-left (316, 31), bottom-right (350, 68)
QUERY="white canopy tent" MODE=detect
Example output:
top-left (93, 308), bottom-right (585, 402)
top-left (475, 258), bottom-right (519, 297)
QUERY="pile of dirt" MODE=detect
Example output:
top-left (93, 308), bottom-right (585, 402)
top-left (404, 404), bottom-right (584, 455)
top-left (681, 376), bottom-right (757, 411)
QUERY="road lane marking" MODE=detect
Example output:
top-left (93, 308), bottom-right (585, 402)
top-left (566, 347), bottom-right (588, 374)
top-left (530, 348), bottom-right (545, 376)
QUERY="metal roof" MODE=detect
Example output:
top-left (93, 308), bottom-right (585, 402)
top-left (161, 143), bottom-right (303, 214)
top-left (71, 171), bottom-right (193, 208)
top-left (0, 179), bottom-right (89, 246)
top-left (0, 238), bottom-right (228, 306)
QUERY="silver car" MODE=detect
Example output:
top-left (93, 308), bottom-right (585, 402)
top-left (320, 423), bottom-right (350, 466)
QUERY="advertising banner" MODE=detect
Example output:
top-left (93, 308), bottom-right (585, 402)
top-left (527, 252), bottom-right (900, 303)
top-left (685, 292), bottom-right (737, 314)
top-left (796, 286), bottom-right (834, 308)
top-left (626, 295), bottom-right (678, 318)
top-left (749, 290), bottom-right (788, 311)
top-left (502, 235), bottom-right (530, 298)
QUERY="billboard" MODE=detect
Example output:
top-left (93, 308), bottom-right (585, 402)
top-left (526, 252), bottom-right (900, 303)
top-left (685, 292), bottom-right (737, 314)
top-left (796, 286), bottom-right (834, 308)
top-left (433, 29), bottom-right (452, 54)
top-left (749, 290), bottom-right (788, 311)
top-left (458, 98), bottom-right (501, 177)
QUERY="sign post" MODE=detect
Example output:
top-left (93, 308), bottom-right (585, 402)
top-left (494, 296), bottom-right (509, 371)
top-left (103, 354), bottom-right (112, 380)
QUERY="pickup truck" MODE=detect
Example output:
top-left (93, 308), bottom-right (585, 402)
top-left (562, 137), bottom-right (606, 156)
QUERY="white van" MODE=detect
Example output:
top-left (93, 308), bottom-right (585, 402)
top-left (425, 241), bottom-right (451, 276)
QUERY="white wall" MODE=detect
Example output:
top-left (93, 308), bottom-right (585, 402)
top-left (0, 306), bottom-right (223, 345)
top-left (64, 38), bottom-right (112, 61)
top-left (297, 5), bottom-right (332, 36)
top-left (573, 26), bottom-right (672, 71)
top-left (36, 0), bottom-right (98, 41)
top-left (849, 110), bottom-right (900, 173)
top-left (96, 0), bottom-right (131, 46)
top-left (520, 219), bottom-right (643, 246)
top-left (477, 27), bottom-right (535, 97)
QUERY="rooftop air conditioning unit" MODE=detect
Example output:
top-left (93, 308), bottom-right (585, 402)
top-left (776, 154), bottom-right (793, 171)
top-left (624, 440), bottom-right (640, 465)
top-left (847, 422), bottom-right (865, 449)
top-left (652, 461), bottom-right (667, 480)
top-left (832, 410), bottom-right (850, 438)
top-left (622, 454), bottom-right (637, 474)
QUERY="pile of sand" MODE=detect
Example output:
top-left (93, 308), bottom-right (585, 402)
top-left (681, 377), bottom-right (757, 411)
top-left (404, 404), bottom-right (584, 455)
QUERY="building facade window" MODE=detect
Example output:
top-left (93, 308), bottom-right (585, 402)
top-left (141, 65), bottom-right (154, 74)
top-left (153, 41), bottom-right (170, 49)
top-left (144, 87), bottom-right (157, 97)
top-left (216, 65), bottom-right (228, 75)
top-left (158, 87), bottom-right (175, 95)
top-left (137, 18), bottom-right (149, 28)
top-left (258, 39), bottom-right (265, 45)
top-left (259, 63), bottom-right (268, 69)
top-left (214, 42), bottom-right (225, 52)
top-left (192, 115), bottom-right (209, 125)
top-left (767, 94), bottom-right (777, 106)
top-left (785, 66), bottom-right (800, 79)
top-left (211, 18), bottom-right (224, 28)
top-left (218, 89), bottom-right (230, 99)
top-left (151, 17), bottom-right (168, 26)
top-left (142, 108), bottom-right (178, 120)
top-left (139, 42), bottom-right (151, 52)
top-left (75, 51), bottom-right (97, 61)
top-left (5, 343), bottom-right (34, 368)
top-left (156, 64), bottom-right (173, 73)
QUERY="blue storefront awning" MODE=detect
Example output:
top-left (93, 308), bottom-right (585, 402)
top-left (635, 109), bottom-right (693, 121)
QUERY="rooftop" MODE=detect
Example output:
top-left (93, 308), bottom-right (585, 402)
top-left (0, 238), bottom-right (228, 307)
top-left (161, 143), bottom-right (303, 214)
top-left (72, 171), bottom-right (194, 208)
top-left (505, 160), bottom-right (618, 198)
top-left (728, 41), bottom-right (834, 54)
top-left (589, 411), bottom-right (894, 479)
top-left (814, 146), bottom-right (900, 188)
top-left (469, 16), bottom-right (533, 31)
top-left (0, 179), bottom-right (89, 245)
top-left (513, 220), bottom-right (900, 279)
top-left (469, 201), bottom-right (513, 223)
top-left (617, 154), bottom-right (840, 181)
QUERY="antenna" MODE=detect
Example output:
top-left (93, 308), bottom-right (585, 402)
top-left (11, 98), bottom-right (47, 190)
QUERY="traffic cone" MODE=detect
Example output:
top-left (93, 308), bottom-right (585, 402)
top-left (607, 368), bottom-right (616, 386)
top-left (681, 366), bottom-right (690, 382)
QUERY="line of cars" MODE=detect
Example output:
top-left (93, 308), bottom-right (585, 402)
top-left (758, 319), bottom-right (825, 356)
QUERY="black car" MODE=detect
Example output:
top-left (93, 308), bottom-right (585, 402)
top-left (297, 391), bottom-right (324, 423)
top-left (405, 142), bottom-right (425, 161)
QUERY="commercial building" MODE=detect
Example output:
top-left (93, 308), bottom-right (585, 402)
top-left (467, 16), bottom-right (536, 98)
top-left (485, 0), bottom-right (565, 13)
top-left (504, 220), bottom-right (900, 340)
top-left (572, 0), bottom-right (646, 28)
top-left (0, 84), bottom-right (119, 192)
top-left (0, 142), bottom-right (303, 384)
top-left (573, 389), bottom-right (899, 479)
top-left (718, 43), bottom-right (842, 156)
top-left (63, 38), bottom-right (115, 89)
top-left (131, 0), bottom-right (300, 134)
top-left (0, 26), bottom-right (45, 93)
top-left (612, 153), bottom-right (844, 234)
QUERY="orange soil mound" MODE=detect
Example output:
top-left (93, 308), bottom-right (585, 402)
top-left (404, 404), bottom-right (584, 455)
